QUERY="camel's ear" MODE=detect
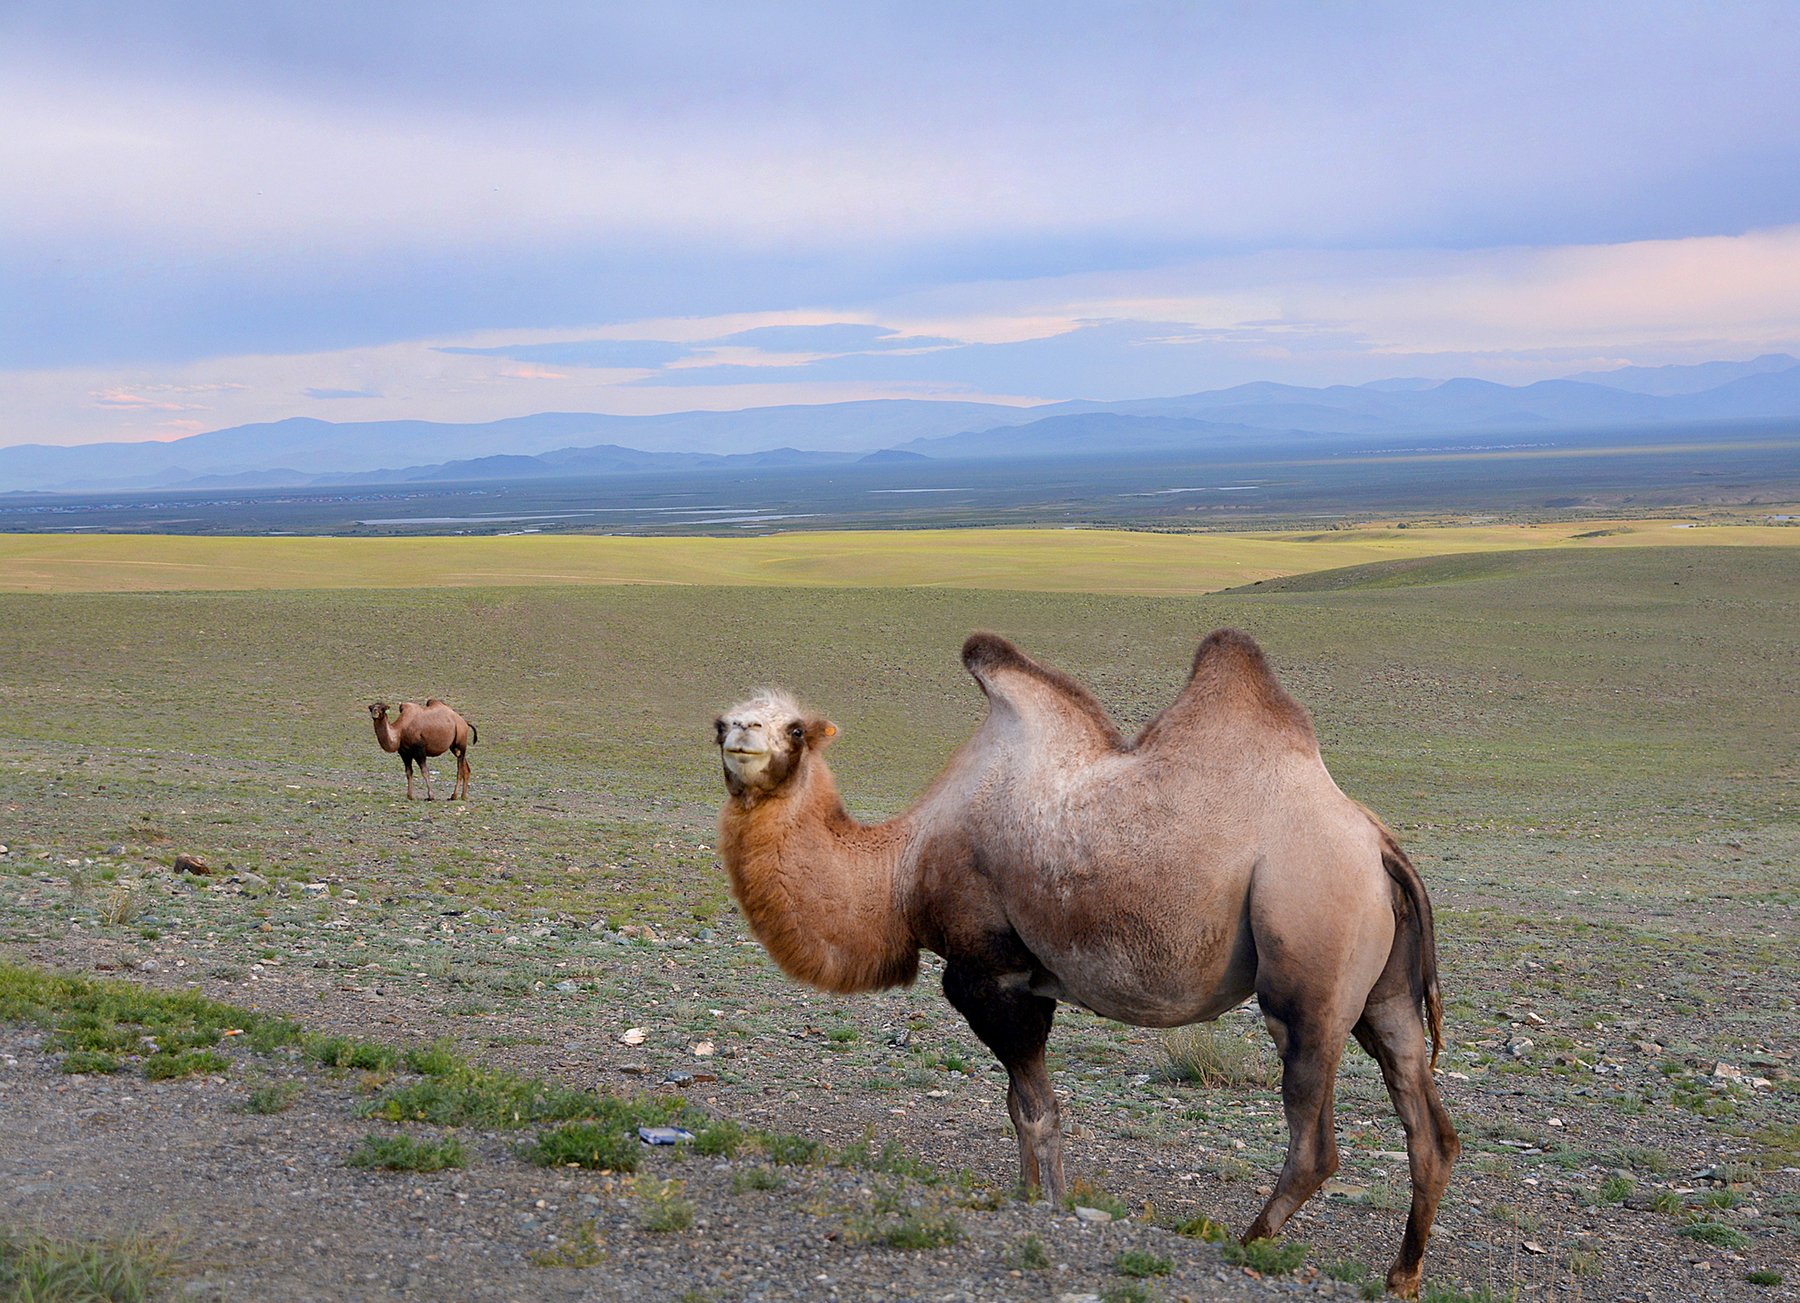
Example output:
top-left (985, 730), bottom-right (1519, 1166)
top-left (713, 717), bottom-right (727, 744)
top-left (804, 719), bottom-right (838, 749)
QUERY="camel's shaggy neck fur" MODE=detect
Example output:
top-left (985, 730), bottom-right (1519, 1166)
top-left (715, 694), bottom-right (920, 994)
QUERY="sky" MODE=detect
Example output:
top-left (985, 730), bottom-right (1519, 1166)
top-left (5, 1), bottom-right (1800, 449)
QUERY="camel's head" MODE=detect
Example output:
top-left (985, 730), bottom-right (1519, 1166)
top-left (714, 691), bottom-right (836, 800)
top-left (368, 702), bottom-right (390, 722)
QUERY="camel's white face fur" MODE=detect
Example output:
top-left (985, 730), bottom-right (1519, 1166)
top-left (716, 691), bottom-right (830, 794)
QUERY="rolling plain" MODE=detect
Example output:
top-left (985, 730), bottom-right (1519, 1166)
top-left (0, 525), bottom-right (1796, 1301)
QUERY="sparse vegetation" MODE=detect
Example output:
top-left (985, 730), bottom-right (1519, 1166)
top-left (0, 1227), bottom-right (170, 1303)
top-left (347, 1132), bottom-right (467, 1172)
top-left (1161, 1022), bottom-right (1280, 1089)
top-left (634, 1178), bottom-right (696, 1233)
top-left (1113, 1247), bottom-right (1173, 1277)
top-left (1221, 1237), bottom-right (1307, 1275)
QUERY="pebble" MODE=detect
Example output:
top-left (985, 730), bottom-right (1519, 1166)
top-left (1071, 1206), bottom-right (1112, 1224)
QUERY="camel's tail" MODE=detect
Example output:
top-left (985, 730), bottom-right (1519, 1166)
top-left (1363, 805), bottom-right (1445, 1069)
top-left (469, 723), bottom-right (478, 745)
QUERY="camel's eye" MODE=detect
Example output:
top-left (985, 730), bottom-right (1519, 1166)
top-left (788, 723), bottom-right (805, 744)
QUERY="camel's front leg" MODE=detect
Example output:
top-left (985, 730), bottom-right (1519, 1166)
top-left (403, 756), bottom-right (416, 800)
top-left (419, 758), bottom-right (435, 800)
top-left (942, 961), bottom-right (1064, 1202)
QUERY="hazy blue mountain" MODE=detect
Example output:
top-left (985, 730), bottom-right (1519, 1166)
top-left (4, 357), bottom-right (1797, 494)
top-left (1567, 354), bottom-right (1799, 396)
top-left (0, 401), bottom-right (1036, 492)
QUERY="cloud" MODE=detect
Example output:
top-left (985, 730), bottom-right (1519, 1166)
top-left (304, 386), bottom-right (382, 400)
top-left (439, 340), bottom-right (690, 370)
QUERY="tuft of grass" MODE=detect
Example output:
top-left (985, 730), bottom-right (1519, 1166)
top-left (402, 1038), bottom-right (460, 1077)
top-left (347, 1133), bottom-right (467, 1172)
top-left (873, 1206), bottom-right (963, 1250)
top-left (1745, 1268), bottom-right (1784, 1287)
top-left (529, 1218), bottom-right (606, 1269)
top-left (527, 1122), bottom-right (639, 1172)
top-left (757, 1131), bottom-right (823, 1167)
top-left (1420, 1287), bottom-right (1518, 1303)
top-left (144, 1049), bottom-right (229, 1080)
top-left (1114, 1248), bottom-right (1173, 1278)
top-left (1010, 1233), bottom-right (1050, 1270)
top-left (1066, 1178), bottom-right (1131, 1220)
top-left (1597, 1175), bottom-right (1633, 1203)
top-left (1172, 1213), bottom-right (1231, 1243)
top-left (306, 1035), bottom-right (399, 1073)
top-left (844, 1184), bottom-right (965, 1250)
top-left (370, 1064), bottom-right (693, 1132)
top-left (1679, 1220), bottom-right (1749, 1249)
top-left (635, 1178), bottom-right (695, 1233)
top-left (1099, 1283), bottom-right (1155, 1303)
top-left (730, 1166), bottom-right (784, 1193)
top-left (60, 1050), bottom-right (122, 1075)
top-left (839, 1132), bottom-right (936, 1183)
top-left (1221, 1236), bottom-right (1307, 1275)
top-left (244, 1082), bottom-right (300, 1114)
top-left (0, 1227), bottom-right (171, 1303)
top-left (1161, 1022), bottom-right (1280, 1090)
top-left (692, 1119), bottom-right (744, 1158)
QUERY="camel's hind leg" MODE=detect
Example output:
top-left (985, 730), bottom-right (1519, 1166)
top-left (451, 744), bottom-right (470, 799)
top-left (1353, 992), bottom-right (1459, 1298)
top-left (1244, 1000), bottom-right (1352, 1244)
top-left (942, 962), bottom-right (1065, 1203)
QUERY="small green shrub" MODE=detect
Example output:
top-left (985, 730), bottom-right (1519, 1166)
top-left (875, 1207), bottom-right (963, 1249)
top-left (758, 1131), bottom-right (822, 1166)
top-left (1011, 1233), bottom-right (1050, 1270)
top-left (60, 1050), bottom-right (122, 1075)
top-left (244, 1083), bottom-right (300, 1114)
top-left (636, 1178), bottom-right (695, 1233)
top-left (1745, 1269), bottom-right (1784, 1287)
top-left (403, 1039), bottom-right (460, 1076)
top-left (1221, 1236), bottom-right (1307, 1274)
top-left (1598, 1175), bottom-right (1633, 1203)
top-left (527, 1122), bottom-right (639, 1172)
top-left (731, 1166), bottom-right (784, 1193)
top-left (1679, 1221), bottom-right (1749, 1249)
top-left (1114, 1248), bottom-right (1173, 1277)
top-left (145, 1049), bottom-right (229, 1080)
top-left (347, 1133), bottom-right (467, 1172)
top-left (1099, 1283), bottom-right (1154, 1303)
top-left (693, 1119), bottom-right (744, 1158)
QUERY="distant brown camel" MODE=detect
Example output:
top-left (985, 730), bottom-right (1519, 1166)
top-left (368, 699), bottom-right (477, 800)
top-left (714, 630), bottom-right (1457, 1296)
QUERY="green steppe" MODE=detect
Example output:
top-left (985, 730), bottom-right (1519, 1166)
top-left (0, 527), bottom-right (1795, 1296)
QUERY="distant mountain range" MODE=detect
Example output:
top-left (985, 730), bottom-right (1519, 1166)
top-left (2, 355), bottom-right (1795, 494)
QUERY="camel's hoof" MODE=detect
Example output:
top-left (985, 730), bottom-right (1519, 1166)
top-left (1385, 1265), bottom-right (1421, 1298)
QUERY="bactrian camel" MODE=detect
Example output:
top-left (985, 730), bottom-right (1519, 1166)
top-left (368, 699), bottom-right (477, 800)
top-left (714, 630), bottom-right (1457, 1297)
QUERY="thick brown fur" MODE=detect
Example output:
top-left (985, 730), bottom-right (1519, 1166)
top-left (714, 630), bottom-right (1458, 1296)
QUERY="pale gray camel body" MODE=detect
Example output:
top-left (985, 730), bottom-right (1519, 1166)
top-left (715, 630), bottom-right (1457, 1296)
top-left (368, 699), bottom-right (477, 799)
